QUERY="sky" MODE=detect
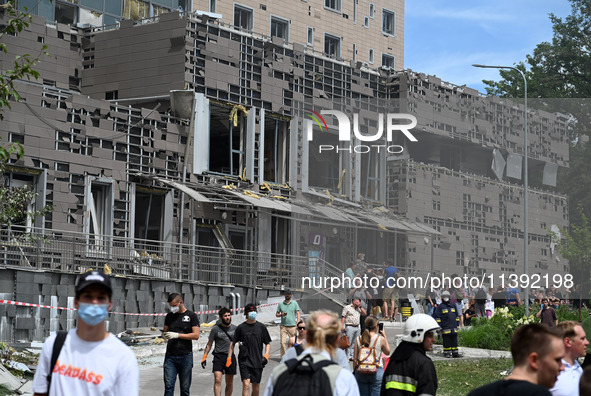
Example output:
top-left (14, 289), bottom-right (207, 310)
top-left (405, 0), bottom-right (573, 94)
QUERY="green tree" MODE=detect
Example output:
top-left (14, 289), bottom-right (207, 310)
top-left (483, 0), bottom-right (591, 226)
top-left (0, 3), bottom-right (52, 230)
top-left (550, 206), bottom-right (591, 319)
top-left (1, 2), bottom-right (49, 120)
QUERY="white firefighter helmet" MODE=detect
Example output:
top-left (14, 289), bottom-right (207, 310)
top-left (402, 313), bottom-right (441, 344)
top-left (441, 290), bottom-right (451, 298)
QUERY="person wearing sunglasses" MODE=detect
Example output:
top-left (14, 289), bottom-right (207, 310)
top-left (281, 319), bottom-right (350, 369)
top-left (288, 320), bottom-right (307, 349)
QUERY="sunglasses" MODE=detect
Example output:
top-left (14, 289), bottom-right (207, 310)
top-left (298, 327), bottom-right (306, 330)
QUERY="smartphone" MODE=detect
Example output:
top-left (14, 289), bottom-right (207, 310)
top-left (379, 322), bottom-right (384, 332)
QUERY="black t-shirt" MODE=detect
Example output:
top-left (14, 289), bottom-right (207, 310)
top-left (164, 310), bottom-right (200, 356)
top-left (492, 292), bottom-right (506, 308)
top-left (468, 379), bottom-right (552, 396)
top-left (464, 308), bottom-right (476, 325)
top-left (234, 321), bottom-right (272, 368)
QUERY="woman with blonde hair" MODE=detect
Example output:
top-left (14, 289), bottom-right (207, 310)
top-left (353, 315), bottom-right (390, 396)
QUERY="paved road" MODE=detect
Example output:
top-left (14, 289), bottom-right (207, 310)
top-left (138, 322), bottom-right (404, 396)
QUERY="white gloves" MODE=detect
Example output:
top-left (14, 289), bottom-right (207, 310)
top-left (163, 332), bottom-right (179, 340)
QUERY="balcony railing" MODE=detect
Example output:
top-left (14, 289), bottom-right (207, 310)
top-left (0, 226), bottom-right (338, 290)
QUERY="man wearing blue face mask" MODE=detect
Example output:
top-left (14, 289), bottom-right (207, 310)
top-left (228, 303), bottom-right (272, 396)
top-left (32, 270), bottom-right (139, 396)
top-left (163, 293), bottom-right (201, 396)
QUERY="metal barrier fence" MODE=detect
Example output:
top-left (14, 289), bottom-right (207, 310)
top-left (0, 227), bottom-right (345, 290)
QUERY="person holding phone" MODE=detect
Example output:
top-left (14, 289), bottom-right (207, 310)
top-left (536, 298), bottom-right (558, 327)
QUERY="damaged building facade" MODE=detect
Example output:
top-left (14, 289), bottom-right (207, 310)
top-left (1, 10), bottom-right (569, 294)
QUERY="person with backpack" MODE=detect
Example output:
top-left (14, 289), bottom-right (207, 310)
top-left (263, 310), bottom-right (360, 396)
top-left (474, 286), bottom-right (487, 317)
top-left (201, 307), bottom-right (237, 396)
top-left (353, 316), bottom-right (390, 396)
top-left (32, 270), bottom-right (139, 396)
top-left (281, 320), bottom-right (350, 369)
top-left (228, 303), bottom-right (272, 396)
top-left (381, 314), bottom-right (440, 396)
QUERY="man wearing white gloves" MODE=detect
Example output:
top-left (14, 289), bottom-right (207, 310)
top-left (163, 293), bottom-right (200, 396)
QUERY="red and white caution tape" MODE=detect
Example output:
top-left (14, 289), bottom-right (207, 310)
top-left (0, 299), bottom-right (279, 317)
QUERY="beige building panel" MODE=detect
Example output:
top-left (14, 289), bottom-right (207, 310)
top-left (192, 0), bottom-right (403, 66)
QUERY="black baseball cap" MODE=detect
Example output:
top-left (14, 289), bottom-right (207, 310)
top-left (284, 289), bottom-right (292, 295)
top-left (75, 270), bottom-right (112, 295)
top-left (244, 303), bottom-right (257, 313)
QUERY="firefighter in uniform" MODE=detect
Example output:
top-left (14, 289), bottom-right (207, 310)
top-left (381, 314), bottom-right (440, 396)
top-left (435, 290), bottom-right (460, 358)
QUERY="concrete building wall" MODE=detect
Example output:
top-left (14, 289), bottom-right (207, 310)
top-left (388, 161), bottom-right (568, 279)
top-left (0, 14), bottom-right (81, 91)
top-left (193, 0), bottom-right (404, 68)
top-left (81, 14), bottom-right (189, 99)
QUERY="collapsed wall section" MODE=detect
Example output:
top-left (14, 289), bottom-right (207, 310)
top-left (388, 160), bottom-right (568, 277)
top-left (398, 71), bottom-right (569, 167)
top-left (0, 13), bottom-right (82, 91)
top-left (0, 80), bottom-right (188, 239)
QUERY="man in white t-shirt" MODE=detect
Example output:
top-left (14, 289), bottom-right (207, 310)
top-left (551, 320), bottom-right (589, 396)
top-left (32, 270), bottom-right (139, 396)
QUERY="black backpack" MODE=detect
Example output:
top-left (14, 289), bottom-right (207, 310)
top-left (475, 288), bottom-right (487, 304)
top-left (272, 354), bottom-right (340, 396)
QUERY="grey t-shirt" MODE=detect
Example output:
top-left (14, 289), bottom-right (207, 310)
top-left (209, 323), bottom-right (237, 355)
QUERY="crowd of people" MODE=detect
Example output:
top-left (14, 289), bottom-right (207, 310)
top-left (30, 269), bottom-right (591, 396)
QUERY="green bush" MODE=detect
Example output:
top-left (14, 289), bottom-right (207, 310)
top-left (458, 306), bottom-right (537, 350)
top-left (459, 323), bottom-right (511, 350)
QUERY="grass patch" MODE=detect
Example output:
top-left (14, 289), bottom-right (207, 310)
top-left (435, 358), bottom-right (512, 396)
top-left (458, 324), bottom-right (511, 350)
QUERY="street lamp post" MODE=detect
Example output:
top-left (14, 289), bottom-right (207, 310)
top-left (472, 64), bottom-right (529, 316)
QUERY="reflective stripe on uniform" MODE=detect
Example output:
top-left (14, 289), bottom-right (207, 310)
top-left (384, 374), bottom-right (418, 392)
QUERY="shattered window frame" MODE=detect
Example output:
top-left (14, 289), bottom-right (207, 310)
top-left (324, 0), bottom-right (341, 13)
top-left (381, 53), bottom-right (395, 69)
top-left (381, 8), bottom-right (395, 36)
top-left (324, 33), bottom-right (341, 58)
top-left (233, 4), bottom-right (254, 31)
top-left (208, 103), bottom-right (247, 178)
top-left (270, 15), bottom-right (289, 41)
top-left (263, 115), bottom-right (290, 184)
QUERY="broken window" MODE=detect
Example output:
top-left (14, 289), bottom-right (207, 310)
top-left (307, 125), bottom-right (346, 194)
top-left (382, 8), bottom-right (395, 36)
top-left (263, 115), bottom-right (289, 184)
top-left (360, 149), bottom-right (380, 200)
top-left (1, 171), bottom-right (40, 233)
top-left (270, 16), bottom-right (289, 41)
top-left (85, 178), bottom-right (114, 255)
top-left (324, 0), bottom-right (341, 12)
top-left (382, 54), bottom-right (395, 69)
top-left (55, 1), bottom-right (77, 25)
top-left (123, 0), bottom-right (172, 20)
top-left (234, 4), bottom-right (253, 31)
top-left (209, 104), bottom-right (246, 177)
top-left (324, 33), bottom-right (341, 58)
top-left (133, 186), bottom-right (166, 249)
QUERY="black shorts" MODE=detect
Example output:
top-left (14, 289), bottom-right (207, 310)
top-left (239, 365), bottom-right (263, 384)
top-left (212, 353), bottom-right (237, 375)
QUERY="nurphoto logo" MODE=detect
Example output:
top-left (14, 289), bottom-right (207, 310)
top-left (306, 110), bottom-right (418, 153)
